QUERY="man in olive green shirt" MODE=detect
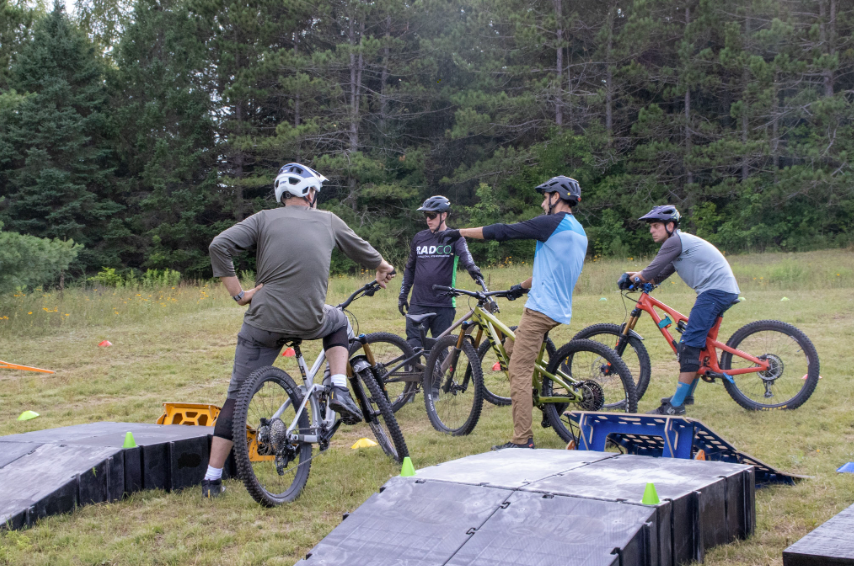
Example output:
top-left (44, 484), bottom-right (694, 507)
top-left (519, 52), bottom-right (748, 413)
top-left (201, 162), bottom-right (395, 498)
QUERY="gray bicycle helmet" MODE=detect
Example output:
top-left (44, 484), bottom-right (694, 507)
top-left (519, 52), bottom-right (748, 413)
top-left (417, 195), bottom-right (451, 213)
top-left (639, 205), bottom-right (681, 236)
top-left (535, 176), bottom-right (581, 204)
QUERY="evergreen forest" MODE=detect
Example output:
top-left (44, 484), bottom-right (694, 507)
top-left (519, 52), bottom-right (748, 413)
top-left (1, 0), bottom-right (853, 284)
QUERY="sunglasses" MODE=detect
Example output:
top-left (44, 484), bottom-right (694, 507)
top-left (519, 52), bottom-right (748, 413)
top-left (423, 213), bottom-right (439, 220)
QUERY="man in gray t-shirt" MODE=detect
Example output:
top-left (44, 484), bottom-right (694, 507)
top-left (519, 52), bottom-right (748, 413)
top-left (626, 205), bottom-right (740, 416)
top-left (200, 162), bottom-right (395, 498)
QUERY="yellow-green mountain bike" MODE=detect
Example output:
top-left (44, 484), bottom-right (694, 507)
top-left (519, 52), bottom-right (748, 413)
top-left (426, 284), bottom-right (638, 442)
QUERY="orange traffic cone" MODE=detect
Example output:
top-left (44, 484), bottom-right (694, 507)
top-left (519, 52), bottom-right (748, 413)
top-left (98, 340), bottom-right (112, 347)
top-left (492, 362), bottom-right (502, 372)
top-left (282, 348), bottom-right (295, 357)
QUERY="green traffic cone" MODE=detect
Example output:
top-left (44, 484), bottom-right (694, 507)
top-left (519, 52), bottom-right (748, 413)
top-left (781, 297), bottom-right (790, 301)
top-left (122, 431), bottom-right (137, 449)
top-left (599, 297), bottom-right (608, 301)
top-left (400, 456), bottom-right (416, 477)
top-left (641, 482), bottom-right (660, 505)
top-left (17, 410), bottom-right (39, 421)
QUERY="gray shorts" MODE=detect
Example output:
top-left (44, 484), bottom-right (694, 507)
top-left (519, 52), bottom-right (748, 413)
top-left (227, 305), bottom-right (348, 398)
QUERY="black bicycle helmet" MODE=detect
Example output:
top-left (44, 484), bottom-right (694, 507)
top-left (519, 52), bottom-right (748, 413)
top-left (417, 195), bottom-right (451, 213)
top-left (639, 205), bottom-right (681, 236)
top-left (535, 176), bottom-right (581, 205)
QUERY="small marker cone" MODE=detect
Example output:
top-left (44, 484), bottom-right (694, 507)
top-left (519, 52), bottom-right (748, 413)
top-left (695, 449), bottom-right (706, 461)
top-left (641, 482), bottom-right (660, 505)
top-left (122, 431), bottom-right (137, 449)
top-left (98, 340), bottom-right (112, 347)
top-left (738, 296), bottom-right (746, 302)
top-left (282, 348), bottom-right (295, 357)
top-left (400, 456), bottom-right (416, 477)
top-left (802, 374), bottom-right (823, 380)
top-left (17, 410), bottom-right (39, 421)
top-left (599, 297), bottom-right (607, 301)
top-left (781, 297), bottom-right (790, 301)
top-left (351, 437), bottom-right (378, 449)
top-left (491, 361), bottom-right (502, 372)
top-left (566, 439), bottom-right (577, 450)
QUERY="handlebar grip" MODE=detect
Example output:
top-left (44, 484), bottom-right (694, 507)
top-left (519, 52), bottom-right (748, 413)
top-left (432, 284), bottom-right (452, 292)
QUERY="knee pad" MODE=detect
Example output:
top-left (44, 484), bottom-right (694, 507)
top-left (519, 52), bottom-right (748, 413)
top-left (679, 344), bottom-right (702, 373)
top-left (213, 398), bottom-right (235, 441)
top-left (322, 325), bottom-right (349, 352)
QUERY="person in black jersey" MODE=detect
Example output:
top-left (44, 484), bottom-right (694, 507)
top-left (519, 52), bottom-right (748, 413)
top-left (399, 196), bottom-right (482, 350)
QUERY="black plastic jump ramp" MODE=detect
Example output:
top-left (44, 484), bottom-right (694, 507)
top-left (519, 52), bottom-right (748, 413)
top-left (783, 503), bottom-right (854, 565)
top-left (296, 450), bottom-right (756, 566)
top-left (0, 422), bottom-right (233, 530)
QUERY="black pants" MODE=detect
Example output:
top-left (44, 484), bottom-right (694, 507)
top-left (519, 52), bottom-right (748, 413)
top-left (405, 304), bottom-right (456, 351)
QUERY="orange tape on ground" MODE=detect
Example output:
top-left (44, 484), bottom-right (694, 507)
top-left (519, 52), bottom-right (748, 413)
top-left (0, 360), bottom-right (55, 374)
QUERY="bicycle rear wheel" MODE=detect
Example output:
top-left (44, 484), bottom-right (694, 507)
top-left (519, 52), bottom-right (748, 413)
top-left (477, 327), bottom-right (556, 406)
top-left (720, 320), bottom-right (820, 410)
top-left (424, 334), bottom-right (484, 435)
top-left (572, 323), bottom-right (652, 400)
top-left (232, 366), bottom-right (312, 507)
top-left (352, 333), bottom-right (419, 412)
top-left (542, 339), bottom-right (638, 443)
top-left (351, 360), bottom-right (409, 462)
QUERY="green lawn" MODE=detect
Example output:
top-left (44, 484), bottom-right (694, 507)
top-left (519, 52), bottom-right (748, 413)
top-left (1, 250), bottom-right (853, 565)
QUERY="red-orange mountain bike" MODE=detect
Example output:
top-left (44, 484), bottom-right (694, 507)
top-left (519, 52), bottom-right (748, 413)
top-left (574, 280), bottom-right (820, 411)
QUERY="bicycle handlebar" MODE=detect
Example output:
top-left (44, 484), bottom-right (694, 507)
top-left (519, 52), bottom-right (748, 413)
top-left (337, 270), bottom-right (396, 309)
top-left (432, 284), bottom-right (514, 302)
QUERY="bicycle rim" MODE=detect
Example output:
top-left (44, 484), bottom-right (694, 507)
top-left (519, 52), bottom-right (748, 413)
top-left (573, 323), bottom-right (651, 400)
top-left (354, 367), bottom-right (409, 462)
top-left (478, 339), bottom-right (511, 406)
top-left (355, 333), bottom-right (419, 412)
top-left (233, 366), bottom-right (312, 506)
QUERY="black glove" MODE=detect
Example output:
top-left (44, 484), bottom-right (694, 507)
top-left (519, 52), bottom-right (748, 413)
top-left (398, 295), bottom-right (409, 316)
top-left (468, 265), bottom-right (483, 282)
top-left (617, 273), bottom-right (633, 290)
top-left (505, 284), bottom-right (529, 301)
top-left (436, 229), bottom-right (461, 245)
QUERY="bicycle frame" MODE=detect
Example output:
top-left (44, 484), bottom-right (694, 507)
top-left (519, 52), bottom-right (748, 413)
top-left (622, 290), bottom-right (770, 379)
top-left (452, 305), bottom-right (581, 405)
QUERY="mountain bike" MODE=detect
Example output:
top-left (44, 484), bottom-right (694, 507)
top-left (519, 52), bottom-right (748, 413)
top-left (231, 280), bottom-right (409, 507)
top-left (427, 284), bottom-right (637, 442)
top-left (574, 279), bottom-right (820, 410)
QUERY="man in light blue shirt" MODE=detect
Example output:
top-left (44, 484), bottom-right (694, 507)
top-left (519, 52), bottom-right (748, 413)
top-left (438, 176), bottom-right (587, 449)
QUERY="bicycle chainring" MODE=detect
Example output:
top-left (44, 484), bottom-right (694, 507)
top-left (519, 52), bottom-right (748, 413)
top-left (576, 380), bottom-right (605, 411)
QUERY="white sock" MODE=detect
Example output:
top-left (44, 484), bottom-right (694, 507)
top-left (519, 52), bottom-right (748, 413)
top-left (204, 465), bottom-right (222, 481)
top-left (331, 374), bottom-right (347, 388)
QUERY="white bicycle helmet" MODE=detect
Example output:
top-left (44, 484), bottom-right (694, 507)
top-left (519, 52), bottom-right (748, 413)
top-left (274, 163), bottom-right (328, 203)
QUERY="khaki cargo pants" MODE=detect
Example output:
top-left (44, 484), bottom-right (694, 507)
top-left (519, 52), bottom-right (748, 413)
top-left (504, 308), bottom-right (561, 444)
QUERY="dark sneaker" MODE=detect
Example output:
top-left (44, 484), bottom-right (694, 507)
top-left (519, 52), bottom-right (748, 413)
top-left (201, 479), bottom-right (225, 499)
top-left (661, 394), bottom-right (694, 406)
top-left (491, 438), bottom-right (535, 451)
top-left (329, 386), bottom-right (363, 424)
top-left (648, 399), bottom-right (686, 416)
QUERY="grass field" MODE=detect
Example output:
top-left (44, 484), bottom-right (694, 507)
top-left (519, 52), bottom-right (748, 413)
top-left (1, 249), bottom-right (853, 565)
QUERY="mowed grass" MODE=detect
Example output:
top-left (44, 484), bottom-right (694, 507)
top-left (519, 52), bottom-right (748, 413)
top-left (1, 248), bottom-right (853, 565)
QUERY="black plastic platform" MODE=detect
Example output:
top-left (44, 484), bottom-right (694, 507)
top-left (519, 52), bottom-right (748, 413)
top-left (297, 449), bottom-right (756, 566)
top-left (783, 503), bottom-right (854, 565)
top-left (1, 422), bottom-right (232, 530)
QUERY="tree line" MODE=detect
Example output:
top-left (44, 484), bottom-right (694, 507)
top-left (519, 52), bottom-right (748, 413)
top-left (1, 0), bottom-right (853, 287)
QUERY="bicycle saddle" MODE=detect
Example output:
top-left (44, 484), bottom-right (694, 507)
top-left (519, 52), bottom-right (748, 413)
top-left (406, 312), bottom-right (437, 325)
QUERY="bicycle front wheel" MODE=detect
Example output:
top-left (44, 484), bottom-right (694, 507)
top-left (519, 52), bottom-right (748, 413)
top-left (232, 366), bottom-right (312, 507)
top-left (351, 362), bottom-right (409, 462)
top-left (542, 339), bottom-right (638, 443)
top-left (424, 335), bottom-right (485, 435)
top-left (572, 323), bottom-right (652, 400)
top-left (477, 326), bottom-right (556, 407)
top-left (352, 333), bottom-right (419, 412)
top-left (720, 320), bottom-right (820, 410)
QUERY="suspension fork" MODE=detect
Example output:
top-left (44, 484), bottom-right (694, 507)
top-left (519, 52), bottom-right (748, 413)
top-left (442, 321), bottom-right (473, 392)
top-left (615, 308), bottom-right (643, 356)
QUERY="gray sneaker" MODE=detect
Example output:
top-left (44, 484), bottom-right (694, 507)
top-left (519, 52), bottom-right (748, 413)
top-left (648, 400), bottom-right (686, 416)
top-left (329, 386), bottom-right (363, 424)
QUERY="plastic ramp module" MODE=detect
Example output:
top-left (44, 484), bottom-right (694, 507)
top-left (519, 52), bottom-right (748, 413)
top-left (567, 411), bottom-right (806, 485)
top-left (783, 502), bottom-right (854, 565)
top-left (296, 449), bottom-right (756, 566)
top-left (0, 422), bottom-right (234, 530)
